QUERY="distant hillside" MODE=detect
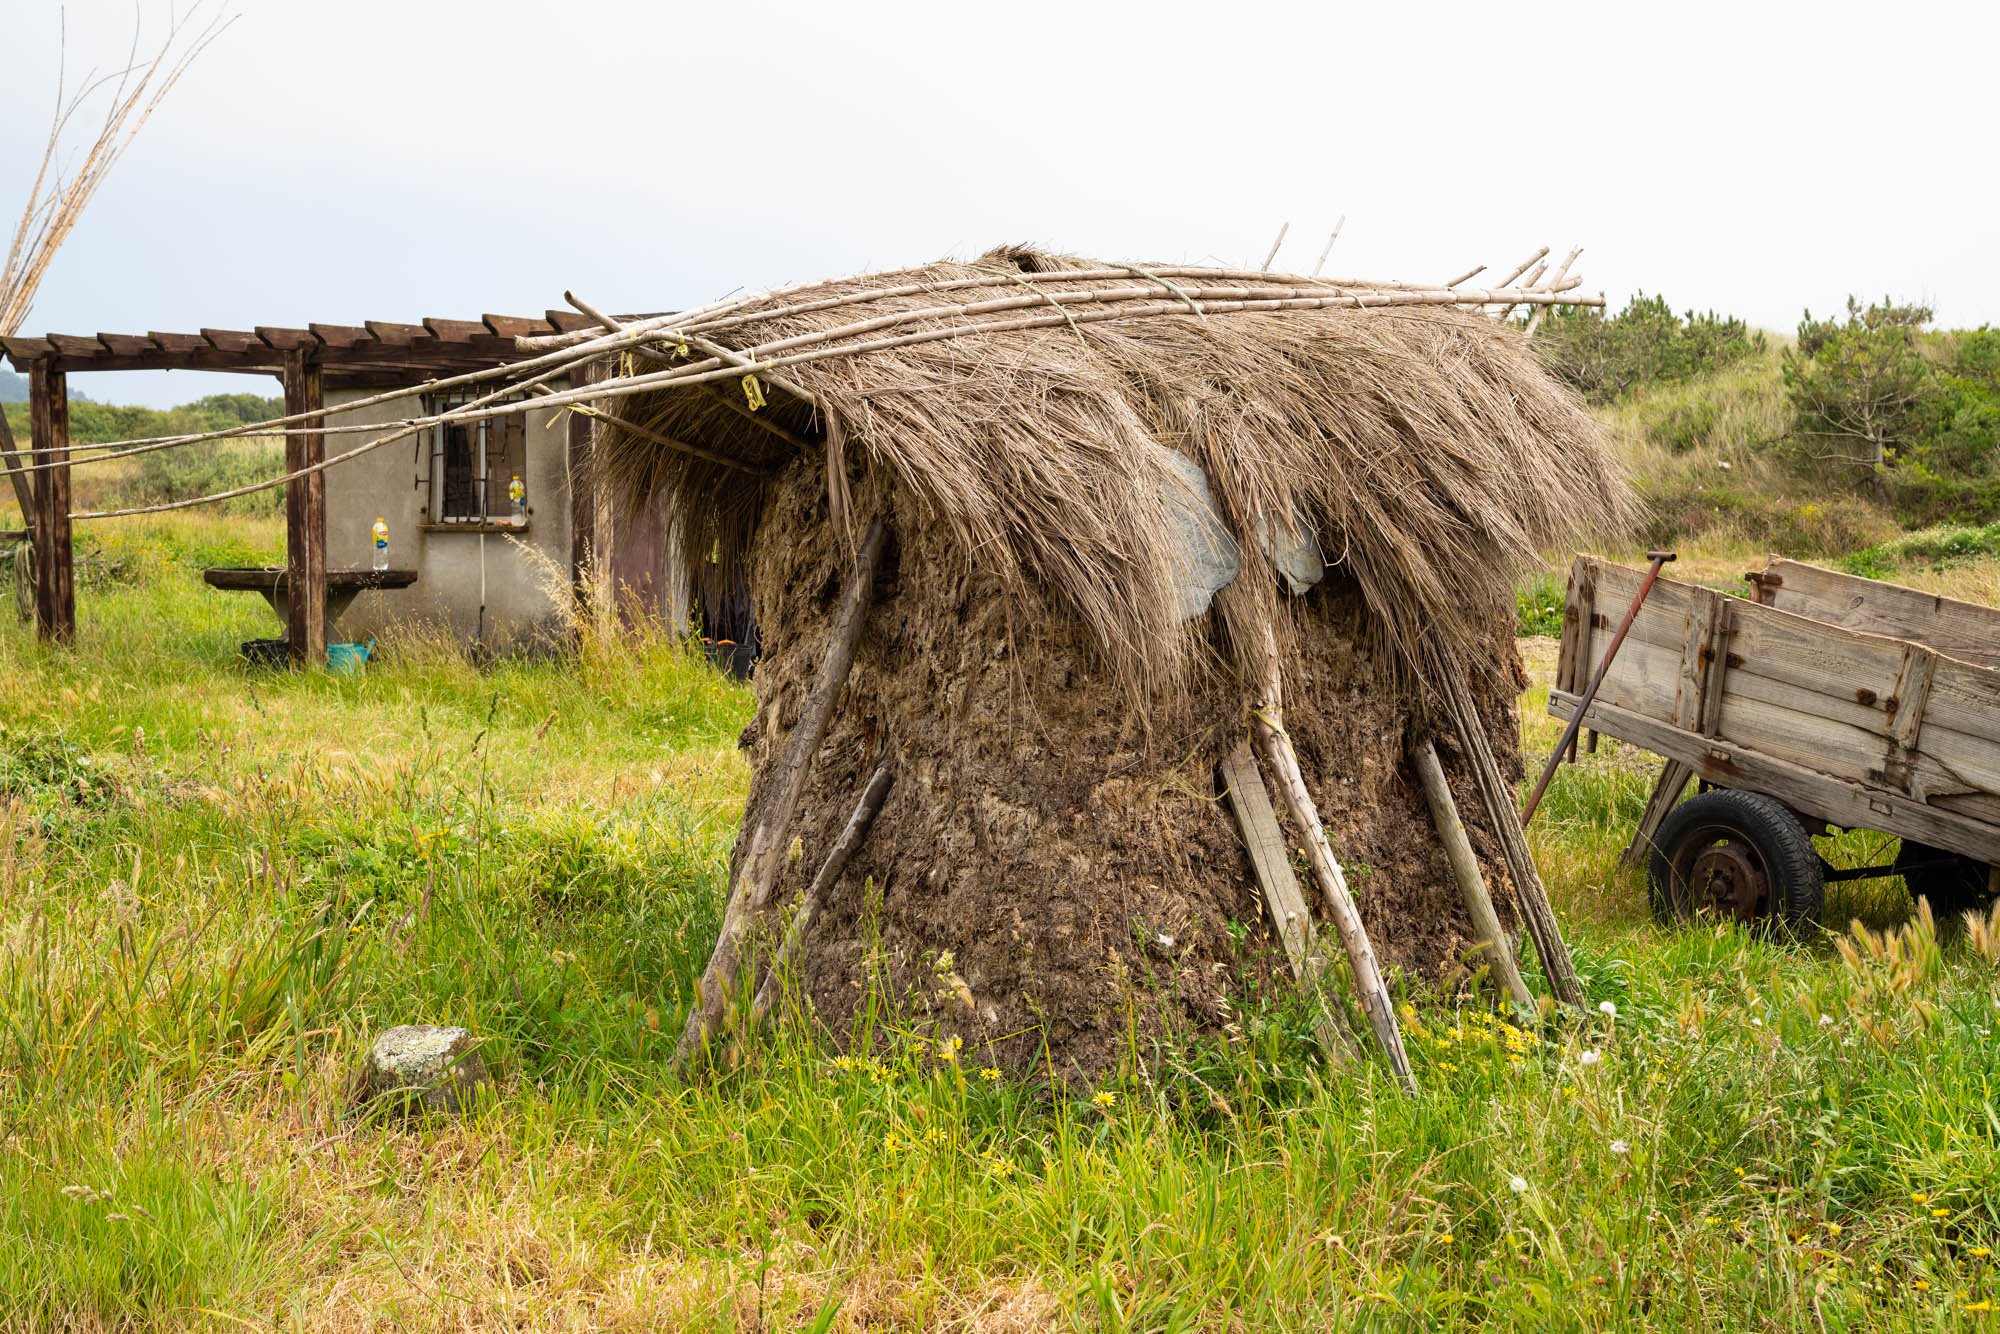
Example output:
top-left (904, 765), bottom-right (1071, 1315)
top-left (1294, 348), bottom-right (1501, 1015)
top-left (0, 369), bottom-right (24, 403)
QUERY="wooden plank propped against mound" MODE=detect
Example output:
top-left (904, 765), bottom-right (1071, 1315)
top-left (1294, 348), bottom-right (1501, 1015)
top-left (750, 759), bottom-right (895, 1032)
top-left (675, 517), bottom-right (887, 1070)
top-left (1248, 619), bottom-right (1415, 1091)
top-left (1410, 737), bottom-right (1534, 1008)
top-left (1218, 741), bottom-right (1358, 1063)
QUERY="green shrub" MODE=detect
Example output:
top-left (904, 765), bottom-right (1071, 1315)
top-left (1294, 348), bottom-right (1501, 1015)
top-left (1777, 301), bottom-right (2000, 515)
top-left (1536, 295), bottom-right (1765, 404)
top-left (127, 438), bottom-right (284, 516)
top-left (1838, 521), bottom-right (2000, 576)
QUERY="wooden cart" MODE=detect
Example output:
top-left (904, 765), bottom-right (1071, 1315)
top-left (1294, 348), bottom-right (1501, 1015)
top-left (1549, 556), bottom-right (2000, 929)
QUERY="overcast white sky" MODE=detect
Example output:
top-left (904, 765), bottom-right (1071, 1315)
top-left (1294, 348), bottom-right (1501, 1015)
top-left (5, 0), bottom-right (1995, 406)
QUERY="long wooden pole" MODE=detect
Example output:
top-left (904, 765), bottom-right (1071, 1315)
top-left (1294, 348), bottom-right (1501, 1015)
top-left (1423, 638), bottom-right (1583, 1006)
top-left (749, 758), bottom-right (895, 1031)
top-left (1248, 621), bottom-right (1415, 1091)
top-left (1410, 737), bottom-right (1533, 1007)
top-left (38, 275), bottom-right (1600, 501)
top-left (0, 410), bottom-right (32, 522)
top-left (27, 359), bottom-right (72, 643)
top-left (675, 517), bottom-right (887, 1068)
top-left (281, 350), bottom-right (325, 671)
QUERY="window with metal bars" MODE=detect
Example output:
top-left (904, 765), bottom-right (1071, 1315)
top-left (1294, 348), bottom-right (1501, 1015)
top-left (422, 395), bottom-right (527, 524)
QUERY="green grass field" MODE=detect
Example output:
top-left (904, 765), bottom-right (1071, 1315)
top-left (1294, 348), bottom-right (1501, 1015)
top-left (2, 516), bottom-right (1998, 1330)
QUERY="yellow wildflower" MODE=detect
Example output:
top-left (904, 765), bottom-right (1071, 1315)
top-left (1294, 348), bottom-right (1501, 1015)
top-left (1934, 1208), bottom-right (1951, 1219)
top-left (1913, 1193), bottom-right (1929, 1204)
top-left (980, 1067), bottom-right (1001, 1082)
top-left (1440, 1232), bottom-right (1455, 1244)
top-left (1912, 1279), bottom-right (1930, 1292)
top-left (1971, 1247), bottom-right (1993, 1258)
top-left (1092, 1091), bottom-right (1118, 1109)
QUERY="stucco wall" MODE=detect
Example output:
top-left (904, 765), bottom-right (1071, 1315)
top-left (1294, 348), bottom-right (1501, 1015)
top-left (320, 387), bottom-right (575, 647)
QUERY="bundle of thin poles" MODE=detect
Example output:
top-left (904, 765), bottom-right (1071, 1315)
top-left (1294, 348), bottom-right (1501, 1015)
top-left (11, 248), bottom-right (1598, 520)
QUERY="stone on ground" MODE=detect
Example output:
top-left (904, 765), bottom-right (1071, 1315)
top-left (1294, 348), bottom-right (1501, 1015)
top-left (350, 1024), bottom-right (491, 1115)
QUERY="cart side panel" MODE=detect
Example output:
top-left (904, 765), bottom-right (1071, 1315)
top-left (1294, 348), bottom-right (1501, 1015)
top-left (1920, 656), bottom-right (2000, 809)
top-left (1759, 558), bottom-right (2000, 670)
top-left (1556, 556), bottom-right (2000, 864)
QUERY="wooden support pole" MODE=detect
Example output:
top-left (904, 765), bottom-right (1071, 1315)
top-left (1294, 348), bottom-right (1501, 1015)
top-left (1248, 620), bottom-right (1415, 1091)
top-left (1410, 737), bottom-right (1533, 1008)
top-left (27, 360), bottom-right (73, 644)
top-left (281, 351), bottom-right (326, 670)
top-left (1425, 639), bottom-right (1584, 1006)
top-left (1218, 741), bottom-right (1359, 1063)
top-left (750, 758), bottom-right (895, 1031)
top-left (566, 357), bottom-right (603, 613)
top-left (676, 517), bottom-right (887, 1069)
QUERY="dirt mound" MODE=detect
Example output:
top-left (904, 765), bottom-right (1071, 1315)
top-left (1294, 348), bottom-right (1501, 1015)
top-left (736, 465), bottom-right (1525, 1078)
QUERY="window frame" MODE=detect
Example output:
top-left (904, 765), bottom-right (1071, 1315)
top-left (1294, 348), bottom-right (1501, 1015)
top-left (420, 393), bottom-right (529, 529)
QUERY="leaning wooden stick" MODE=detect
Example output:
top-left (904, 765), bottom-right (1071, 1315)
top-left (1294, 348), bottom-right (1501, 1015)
top-left (1218, 741), bottom-right (1359, 1063)
top-left (1248, 620), bottom-right (1416, 1092)
top-left (1410, 736), bottom-right (1534, 1008)
top-left (749, 759), bottom-right (895, 1031)
top-left (675, 518), bottom-right (887, 1067)
top-left (1422, 637), bottom-right (1584, 1006)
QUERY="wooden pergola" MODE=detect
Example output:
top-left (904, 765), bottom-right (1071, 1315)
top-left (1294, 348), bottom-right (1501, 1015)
top-left (1, 310), bottom-right (603, 666)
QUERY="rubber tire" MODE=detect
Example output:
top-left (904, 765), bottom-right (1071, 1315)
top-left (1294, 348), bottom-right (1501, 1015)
top-left (1647, 789), bottom-right (1826, 935)
top-left (1894, 840), bottom-right (1996, 925)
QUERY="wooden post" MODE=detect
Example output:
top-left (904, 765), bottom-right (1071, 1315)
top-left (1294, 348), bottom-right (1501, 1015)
top-left (27, 360), bottom-right (74, 644)
top-left (1218, 741), bottom-right (1358, 1062)
top-left (281, 351), bottom-right (326, 670)
top-left (676, 518), bottom-right (886, 1069)
top-left (1248, 619), bottom-right (1415, 1092)
top-left (1410, 737), bottom-right (1533, 1008)
top-left (566, 358), bottom-right (602, 613)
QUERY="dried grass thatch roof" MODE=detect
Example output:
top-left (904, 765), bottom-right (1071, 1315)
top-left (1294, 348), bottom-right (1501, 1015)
top-left (600, 246), bottom-right (1632, 699)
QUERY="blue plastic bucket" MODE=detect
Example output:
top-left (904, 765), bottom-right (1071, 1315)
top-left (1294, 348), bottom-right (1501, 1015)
top-left (327, 639), bottom-right (374, 675)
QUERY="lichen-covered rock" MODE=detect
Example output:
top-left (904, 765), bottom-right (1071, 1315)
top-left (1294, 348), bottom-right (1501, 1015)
top-left (350, 1024), bottom-right (490, 1115)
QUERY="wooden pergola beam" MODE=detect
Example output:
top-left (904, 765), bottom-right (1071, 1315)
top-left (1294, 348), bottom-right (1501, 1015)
top-left (28, 360), bottom-right (74, 644)
top-left (1, 314), bottom-right (566, 380)
top-left (281, 350), bottom-right (326, 671)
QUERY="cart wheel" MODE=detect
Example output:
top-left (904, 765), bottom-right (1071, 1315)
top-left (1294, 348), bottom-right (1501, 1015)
top-left (1893, 840), bottom-right (1997, 926)
top-left (1648, 790), bottom-right (1824, 934)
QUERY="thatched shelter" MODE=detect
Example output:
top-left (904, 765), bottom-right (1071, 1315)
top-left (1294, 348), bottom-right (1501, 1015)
top-left (594, 246), bottom-right (1631, 1078)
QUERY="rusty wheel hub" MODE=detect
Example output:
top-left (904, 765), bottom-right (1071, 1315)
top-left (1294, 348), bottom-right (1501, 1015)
top-left (1686, 839), bottom-right (1770, 921)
